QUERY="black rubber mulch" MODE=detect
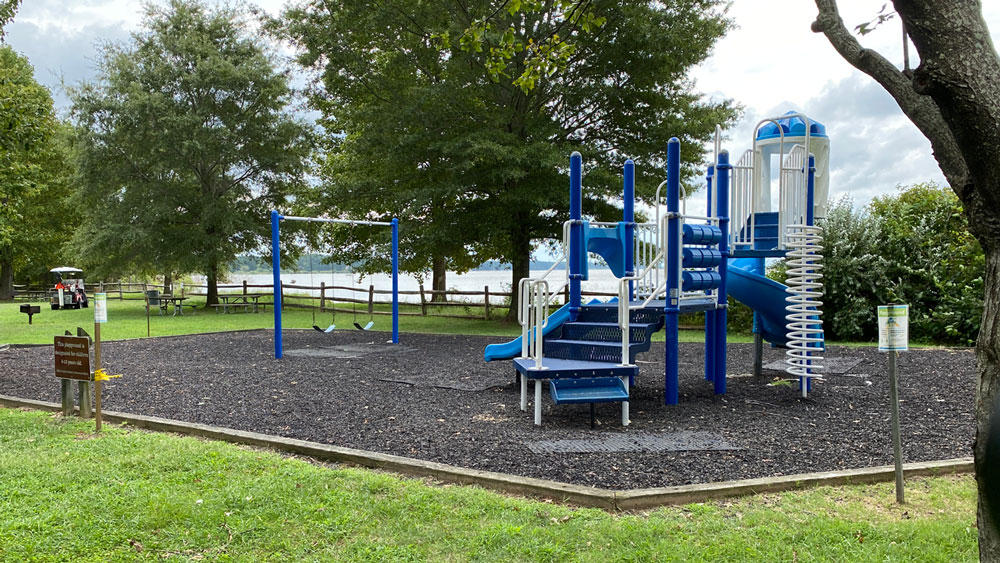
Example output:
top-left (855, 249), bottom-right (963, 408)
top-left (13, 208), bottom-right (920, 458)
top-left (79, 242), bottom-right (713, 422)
top-left (0, 329), bottom-right (974, 490)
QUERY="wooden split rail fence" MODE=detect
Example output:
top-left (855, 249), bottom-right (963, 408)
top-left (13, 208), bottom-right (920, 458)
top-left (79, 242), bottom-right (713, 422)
top-left (13, 280), bottom-right (700, 327)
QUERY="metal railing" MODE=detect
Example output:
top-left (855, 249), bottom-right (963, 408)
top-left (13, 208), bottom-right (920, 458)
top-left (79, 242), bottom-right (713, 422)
top-left (516, 220), bottom-right (572, 368)
top-left (617, 213), bottom-right (670, 367)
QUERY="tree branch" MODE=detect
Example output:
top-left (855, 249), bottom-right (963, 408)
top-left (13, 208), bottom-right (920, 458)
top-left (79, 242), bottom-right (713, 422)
top-left (812, 0), bottom-right (968, 188)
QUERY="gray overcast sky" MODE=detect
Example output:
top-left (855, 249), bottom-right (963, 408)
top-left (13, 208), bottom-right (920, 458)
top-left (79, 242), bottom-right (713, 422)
top-left (7, 0), bottom-right (1000, 210)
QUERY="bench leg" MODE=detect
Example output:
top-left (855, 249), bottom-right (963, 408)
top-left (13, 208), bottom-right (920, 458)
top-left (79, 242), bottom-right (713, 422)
top-left (534, 380), bottom-right (542, 426)
top-left (520, 374), bottom-right (527, 411)
top-left (622, 376), bottom-right (630, 427)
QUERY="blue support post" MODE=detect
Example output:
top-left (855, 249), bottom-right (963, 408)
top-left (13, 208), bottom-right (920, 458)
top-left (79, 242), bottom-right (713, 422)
top-left (704, 165), bottom-right (715, 382)
top-left (569, 152), bottom-right (583, 321)
top-left (391, 218), bottom-right (400, 344)
top-left (714, 151), bottom-right (731, 395)
top-left (623, 159), bottom-right (635, 300)
top-left (664, 138), bottom-right (681, 405)
top-left (271, 210), bottom-right (283, 359)
top-left (806, 155), bottom-right (816, 227)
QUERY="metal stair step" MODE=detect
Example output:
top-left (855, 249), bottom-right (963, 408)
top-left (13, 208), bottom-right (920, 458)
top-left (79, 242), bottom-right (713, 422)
top-left (513, 357), bottom-right (638, 379)
top-left (560, 321), bottom-right (654, 343)
top-left (550, 377), bottom-right (629, 404)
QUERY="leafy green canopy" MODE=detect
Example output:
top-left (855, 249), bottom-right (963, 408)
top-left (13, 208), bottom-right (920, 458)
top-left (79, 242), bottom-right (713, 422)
top-left (6, 123), bottom-right (78, 283)
top-left (0, 45), bottom-right (57, 250)
top-left (276, 0), bottom-right (738, 284)
top-left (69, 0), bottom-right (312, 293)
top-left (0, 45), bottom-right (75, 291)
top-left (818, 183), bottom-right (984, 345)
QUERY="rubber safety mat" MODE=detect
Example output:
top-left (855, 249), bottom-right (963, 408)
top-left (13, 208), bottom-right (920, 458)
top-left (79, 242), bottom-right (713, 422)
top-left (527, 431), bottom-right (739, 454)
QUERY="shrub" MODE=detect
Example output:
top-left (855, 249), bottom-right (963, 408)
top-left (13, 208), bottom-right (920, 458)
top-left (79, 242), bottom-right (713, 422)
top-left (817, 183), bottom-right (983, 345)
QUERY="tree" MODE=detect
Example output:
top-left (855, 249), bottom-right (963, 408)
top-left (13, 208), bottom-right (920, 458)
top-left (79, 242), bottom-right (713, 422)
top-left (70, 0), bottom-right (312, 304)
top-left (277, 0), bottom-right (737, 318)
top-left (811, 1), bottom-right (1000, 558)
top-left (0, 44), bottom-right (61, 299)
top-left (4, 123), bottom-right (79, 288)
top-left (0, 0), bottom-right (21, 41)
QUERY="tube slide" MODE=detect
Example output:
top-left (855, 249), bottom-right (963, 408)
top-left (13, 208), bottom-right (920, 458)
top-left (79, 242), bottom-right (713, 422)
top-left (726, 258), bottom-right (789, 346)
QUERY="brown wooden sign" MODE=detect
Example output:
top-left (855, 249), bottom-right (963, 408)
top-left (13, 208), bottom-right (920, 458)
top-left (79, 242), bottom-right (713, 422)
top-left (54, 336), bottom-right (91, 381)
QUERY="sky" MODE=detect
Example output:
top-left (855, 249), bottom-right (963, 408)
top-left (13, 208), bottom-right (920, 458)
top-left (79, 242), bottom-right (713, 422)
top-left (6, 0), bottom-right (1000, 211)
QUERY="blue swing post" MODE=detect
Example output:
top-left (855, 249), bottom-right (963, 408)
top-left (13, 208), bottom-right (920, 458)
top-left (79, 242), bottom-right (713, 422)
top-left (271, 210), bottom-right (283, 359)
top-left (664, 138), bottom-right (681, 405)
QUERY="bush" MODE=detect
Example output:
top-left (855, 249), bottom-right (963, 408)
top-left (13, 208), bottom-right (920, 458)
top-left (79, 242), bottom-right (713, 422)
top-left (817, 183), bottom-right (983, 345)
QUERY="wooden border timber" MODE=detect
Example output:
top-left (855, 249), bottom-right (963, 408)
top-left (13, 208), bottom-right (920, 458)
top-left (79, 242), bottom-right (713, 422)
top-left (0, 395), bottom-right (973, 511)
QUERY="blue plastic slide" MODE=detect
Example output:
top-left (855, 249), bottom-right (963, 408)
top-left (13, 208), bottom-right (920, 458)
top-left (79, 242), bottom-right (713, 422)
top-left (726, 258), bottom-right (789, 346)
top-left (484, 303), bottom-right (573, 362)
top-left (484, 299), bottom-right (607, 362)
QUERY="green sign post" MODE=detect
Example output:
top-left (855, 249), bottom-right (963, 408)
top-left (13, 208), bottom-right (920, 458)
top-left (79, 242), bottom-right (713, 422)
top-left (878, 304), bottom-right (909, 504)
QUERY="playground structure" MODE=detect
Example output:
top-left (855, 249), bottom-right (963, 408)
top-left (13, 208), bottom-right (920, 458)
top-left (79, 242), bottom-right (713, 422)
top-left (485, 112), bottom-right (828, 426)
top-left (270, 211), bottom-right (400, 359)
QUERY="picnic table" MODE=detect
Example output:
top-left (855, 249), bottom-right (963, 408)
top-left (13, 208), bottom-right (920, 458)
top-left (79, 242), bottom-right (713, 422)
top-left (211, 294), bottom-right (268, 314)
top-left (148, 294), bottom-right (194, 316)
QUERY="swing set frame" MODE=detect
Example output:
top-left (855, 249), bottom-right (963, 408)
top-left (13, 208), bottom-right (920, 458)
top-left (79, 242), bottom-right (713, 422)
top-left (270, 210), bottom-right (400, 359)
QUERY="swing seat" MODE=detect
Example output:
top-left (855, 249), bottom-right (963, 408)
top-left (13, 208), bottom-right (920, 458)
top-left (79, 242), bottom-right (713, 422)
top-left (313, 324), bottom-right (336, 333)
top-left (354, 321), bottom-right (374, 331)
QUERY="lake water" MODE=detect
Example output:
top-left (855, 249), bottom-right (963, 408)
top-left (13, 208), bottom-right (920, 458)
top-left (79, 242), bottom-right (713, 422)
top-left (192, 268), bottom-right (623, 304)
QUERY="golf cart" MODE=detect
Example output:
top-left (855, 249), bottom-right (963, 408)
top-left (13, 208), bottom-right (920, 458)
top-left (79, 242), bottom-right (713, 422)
top-left (50, 267), bottom-right (89, 310)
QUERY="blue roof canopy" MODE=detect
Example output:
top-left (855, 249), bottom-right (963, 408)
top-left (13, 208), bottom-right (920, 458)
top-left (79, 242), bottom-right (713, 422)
top-left (756, 111), bottom-right (827, 140)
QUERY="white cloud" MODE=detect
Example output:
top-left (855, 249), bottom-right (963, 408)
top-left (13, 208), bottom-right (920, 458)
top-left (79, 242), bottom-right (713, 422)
top-left (6, 0), bottom-right (998, 210)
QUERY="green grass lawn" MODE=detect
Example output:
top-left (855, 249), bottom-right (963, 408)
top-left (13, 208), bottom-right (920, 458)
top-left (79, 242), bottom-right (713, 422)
top-left (0, 297), bottom-right (736, 345)
top-left (0, 407), bottom-right (977, 561)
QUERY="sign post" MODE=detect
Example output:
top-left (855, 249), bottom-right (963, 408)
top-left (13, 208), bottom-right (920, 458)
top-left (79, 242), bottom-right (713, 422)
top-left (94, 293), bottom-right (107, 432)
top-left (878, 303), bottom-right (909, 504)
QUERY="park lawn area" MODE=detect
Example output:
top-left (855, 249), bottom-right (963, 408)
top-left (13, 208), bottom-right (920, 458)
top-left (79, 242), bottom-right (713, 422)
top-left (0, 407), bottom-right (978, 562)
top-left (0, 298), bottom-right (735, 346)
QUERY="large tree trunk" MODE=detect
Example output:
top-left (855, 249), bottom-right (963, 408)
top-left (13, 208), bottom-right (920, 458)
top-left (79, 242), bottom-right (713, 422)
top-left (507, 223), bottom-right (532, 322)
top-left (431, 254), bottom-right (447, 303)
top-left (0, 252), bottom-right (13, 300)
top-left (978, 248), bottom-right (1000, 560)
top-left (163, 272), bottom-right (173, 295)
top-left (813, 2), bottom-right (1000, 559)
top-left (206, 262), bottom-right (219, 306)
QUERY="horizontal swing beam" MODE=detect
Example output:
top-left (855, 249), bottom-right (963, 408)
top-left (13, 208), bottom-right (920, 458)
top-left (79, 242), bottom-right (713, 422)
top-left (279, 215), bottom-right (393, 227)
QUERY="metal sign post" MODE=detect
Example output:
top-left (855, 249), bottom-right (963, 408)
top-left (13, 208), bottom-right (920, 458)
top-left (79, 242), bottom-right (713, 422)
top-left (878, 303), bottom-right (909, 504)
top-left (94, 293), bottom-right (107, 432)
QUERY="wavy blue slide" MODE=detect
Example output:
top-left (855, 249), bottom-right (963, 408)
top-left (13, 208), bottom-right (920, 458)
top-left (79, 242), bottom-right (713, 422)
top-left (726, 258), bottom-right (790, 346)
top-left (484, 299), bottom-right (605, 362)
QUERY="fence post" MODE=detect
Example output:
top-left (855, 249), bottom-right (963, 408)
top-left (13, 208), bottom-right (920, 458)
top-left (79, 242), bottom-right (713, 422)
top-left (564, 285), bottom-right (569, 306)
top-left (368, 284), bottom-right (374, 315)
top-left (419, 283), bottom-right (428, 316)
top-left (280, 281), bottom-right (285, 306)
top-left (99, 281), bottom-right (104, 293)
top-left (484, 286), bottom-right (491, 320)
top-left (180, 283), bottom-right (185, 298)
top-left (118, 282), bottom-right (123, 300)
top-left (243, 280), bottom-right (248, 297)
top-left (320, 281), bottom-right (326, 312)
